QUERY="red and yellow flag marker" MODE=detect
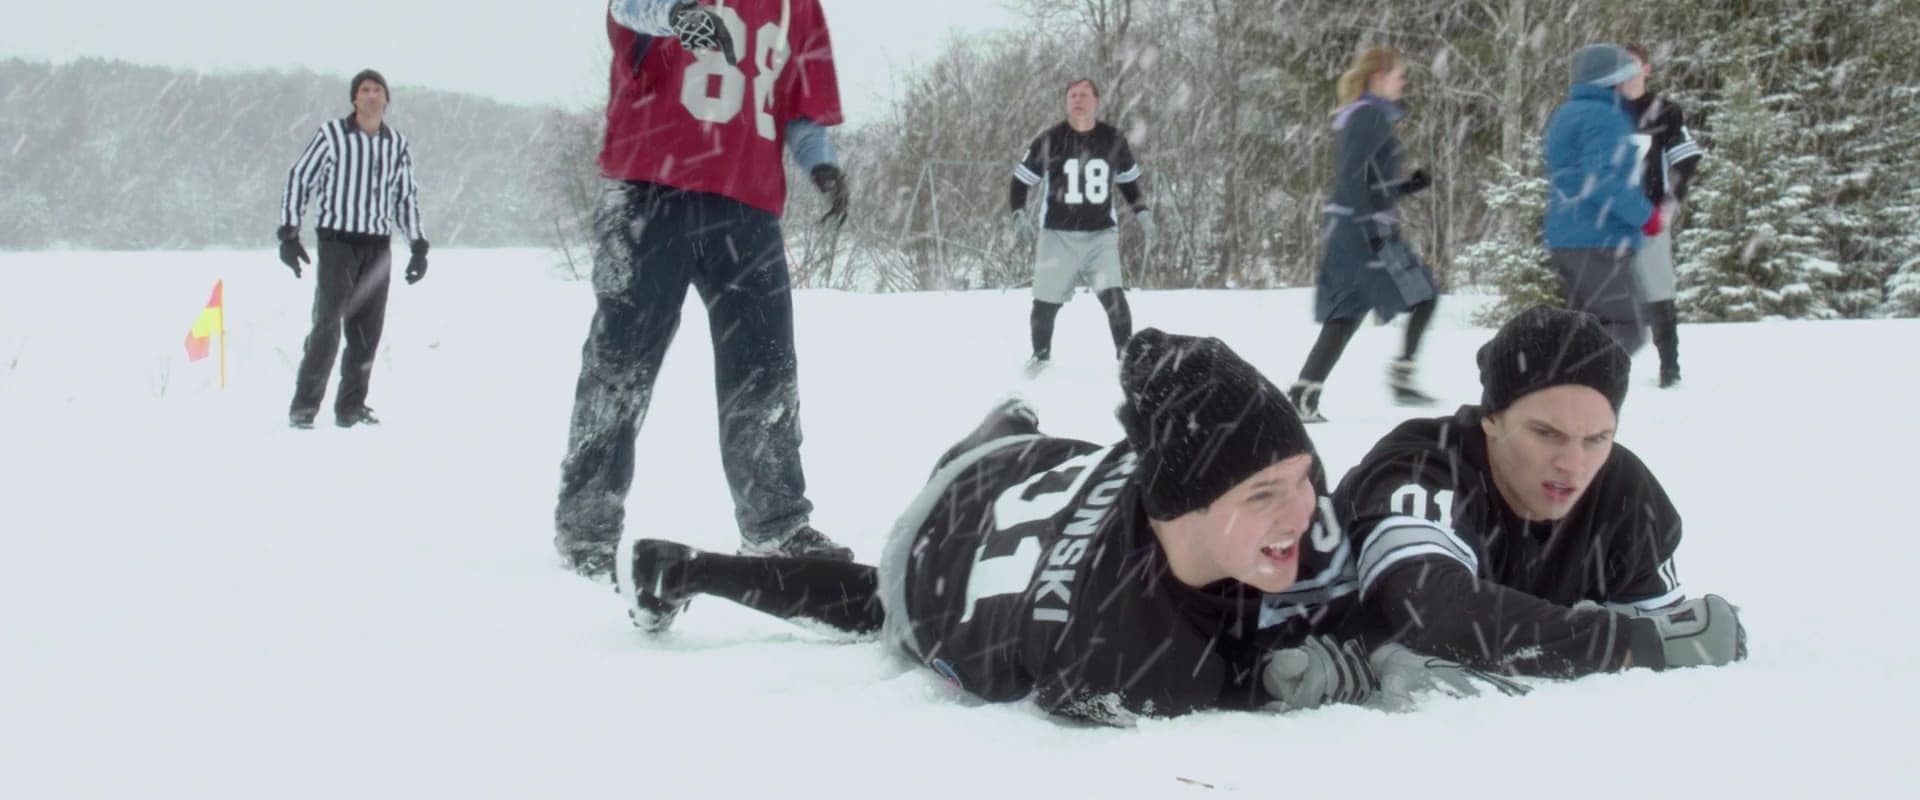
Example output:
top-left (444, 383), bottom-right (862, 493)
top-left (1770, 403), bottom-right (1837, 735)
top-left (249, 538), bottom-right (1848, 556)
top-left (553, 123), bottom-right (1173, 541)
top-left (184, 280), bottom-right (226, 388)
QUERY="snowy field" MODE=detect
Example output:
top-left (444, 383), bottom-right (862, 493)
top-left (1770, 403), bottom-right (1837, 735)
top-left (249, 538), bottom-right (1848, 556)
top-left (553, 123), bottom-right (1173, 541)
top-left (1, 248), bottom-right (1914, 798)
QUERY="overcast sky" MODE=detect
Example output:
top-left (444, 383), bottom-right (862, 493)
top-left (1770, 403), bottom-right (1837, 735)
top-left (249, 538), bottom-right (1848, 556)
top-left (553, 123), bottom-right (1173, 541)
top-left (0, 0), bottom-right (1021, 125)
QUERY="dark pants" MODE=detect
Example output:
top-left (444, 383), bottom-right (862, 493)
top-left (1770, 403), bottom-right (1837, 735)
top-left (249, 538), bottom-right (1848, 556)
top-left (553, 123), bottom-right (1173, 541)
top-left (290, 232), bottom-right (391, 417)
top-left (1645, 299), bottom-right (1681, 378)
top-left (555, 182), bottom-right (813, 572)
top-left (1297, 298), bottom-right (1436, 383)
top-left (1552, 248), bottom-right (1645, 355)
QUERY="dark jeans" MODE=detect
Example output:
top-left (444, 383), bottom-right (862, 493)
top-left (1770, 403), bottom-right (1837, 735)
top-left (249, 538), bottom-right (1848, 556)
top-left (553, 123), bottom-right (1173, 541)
top-left (1552, 248), bottom-right (1645, 355)
top-left (555, 182), bottom-right (814, 570)
top-left (290, 232), bottom-right (391, 417)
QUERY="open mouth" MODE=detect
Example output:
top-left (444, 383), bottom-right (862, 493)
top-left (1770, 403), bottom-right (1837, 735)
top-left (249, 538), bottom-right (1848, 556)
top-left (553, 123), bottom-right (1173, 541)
top-left (1543, 481), bottom-right (1576, 503)
top-left (1260, 540), bottom-right (1299, 565)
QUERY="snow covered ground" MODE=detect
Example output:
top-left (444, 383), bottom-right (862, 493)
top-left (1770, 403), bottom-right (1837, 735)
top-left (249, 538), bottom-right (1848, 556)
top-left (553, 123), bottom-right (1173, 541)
top-left (1, 248), bottom-right (1913, 798)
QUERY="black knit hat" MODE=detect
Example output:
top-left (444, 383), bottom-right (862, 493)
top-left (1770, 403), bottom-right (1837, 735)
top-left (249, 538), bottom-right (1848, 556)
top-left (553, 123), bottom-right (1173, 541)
top-left (1116, 328), bottom-right (1318, 521)
top-left (1477, 306), bottom-right (1631, 414)
top-left (350, 69), bottom-right (389, 103)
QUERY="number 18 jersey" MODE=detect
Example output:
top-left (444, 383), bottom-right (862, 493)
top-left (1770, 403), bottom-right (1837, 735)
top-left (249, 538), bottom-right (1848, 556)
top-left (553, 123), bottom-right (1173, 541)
top-left (1013, 122), bottom-right (1142, 231)
top-left (601, 1), bottom-right (843, 216)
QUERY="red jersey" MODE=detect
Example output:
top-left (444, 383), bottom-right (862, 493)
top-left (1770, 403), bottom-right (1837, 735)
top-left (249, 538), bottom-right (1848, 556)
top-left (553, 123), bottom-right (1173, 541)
top-left (600, 1), bottom-right (843, 217)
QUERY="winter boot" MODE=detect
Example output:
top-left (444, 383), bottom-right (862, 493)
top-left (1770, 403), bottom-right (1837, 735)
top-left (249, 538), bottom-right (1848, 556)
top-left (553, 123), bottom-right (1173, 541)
top-left (739, 526), bottom-right (855, 561)
top-left (336, 406), bottom-right (381, 428)
top-left (1023, 352), bottom-right (1051, 379)
top-left (619, 538), bottom-right (699, 634)
top-left (1287, 381), bottom-right (1328, 424)
top-left (1387, 359), bottom-right (1437, 407)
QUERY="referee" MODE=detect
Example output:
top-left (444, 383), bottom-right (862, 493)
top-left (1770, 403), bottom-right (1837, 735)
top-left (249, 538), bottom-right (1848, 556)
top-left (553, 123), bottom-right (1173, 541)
top-left (277, 68), bottom-right (429, 429)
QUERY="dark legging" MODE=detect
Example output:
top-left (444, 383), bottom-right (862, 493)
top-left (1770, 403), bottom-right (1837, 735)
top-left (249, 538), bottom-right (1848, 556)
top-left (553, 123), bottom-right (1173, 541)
top-left (1297, 299), bottom-right (1436, 382)
top-left (1031, 289), bottom-right (1133, 358)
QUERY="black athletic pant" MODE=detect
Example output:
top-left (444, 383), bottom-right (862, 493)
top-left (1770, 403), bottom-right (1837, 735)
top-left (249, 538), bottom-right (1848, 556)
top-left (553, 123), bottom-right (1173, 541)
top-left (1297, 298), bottom-right (1435, 383)
top-left (556, 182), bottom-right (814, 573)
top-left (1030, 289), bottom-right (1131, 358)
top-left (1645, 299), bottom-right (1680, 373)
top-left (290, 230), bottom-right (391, 417)
top-left (661, 550), bottom-right (884, 635)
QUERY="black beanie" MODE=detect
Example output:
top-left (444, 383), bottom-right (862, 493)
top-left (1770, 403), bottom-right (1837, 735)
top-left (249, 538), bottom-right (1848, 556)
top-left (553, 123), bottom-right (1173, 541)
top-left (1477, 306), bottom-right (1631, 414)
top-left (350, 69), bottom-right (389, 103)
top-left (1116, 328), bottom-right (1317, 521)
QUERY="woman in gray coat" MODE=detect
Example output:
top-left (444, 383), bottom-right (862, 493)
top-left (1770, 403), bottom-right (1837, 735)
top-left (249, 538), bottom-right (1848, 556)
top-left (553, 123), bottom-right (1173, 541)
top-left (1288, 46), bottom-right (1439, 423)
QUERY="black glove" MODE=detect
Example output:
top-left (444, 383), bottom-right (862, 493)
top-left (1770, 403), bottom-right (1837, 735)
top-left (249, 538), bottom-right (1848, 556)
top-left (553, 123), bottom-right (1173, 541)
top-left (405, 239), bottom-right (429, 285)
top-left (670, 2), bottom-right (737, 65)
top-left (1262, 636), bottom-right (1377, 711)
top-left (1624, 594), bottom-right (1748, 670)
top-left (811, 164), bottom-right (849, 227)
top-left (277, 225), bottom-right (309, 278)
top-left (1362, 223), bottom-right (1388, 254)
top-left (1401, 168), bottom-right (1433, 197)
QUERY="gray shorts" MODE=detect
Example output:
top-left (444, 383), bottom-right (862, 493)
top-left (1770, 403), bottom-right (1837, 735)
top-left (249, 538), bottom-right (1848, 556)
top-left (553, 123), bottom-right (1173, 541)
top-left (1634, 227), bottom-right (1676, 303)
top-left (1032, 229), bottom-right (1123, 304)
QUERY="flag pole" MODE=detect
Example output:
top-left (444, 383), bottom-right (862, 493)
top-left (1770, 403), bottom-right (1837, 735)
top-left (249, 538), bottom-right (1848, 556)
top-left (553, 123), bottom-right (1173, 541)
top-left (218, 280), bottom-right (227, 389)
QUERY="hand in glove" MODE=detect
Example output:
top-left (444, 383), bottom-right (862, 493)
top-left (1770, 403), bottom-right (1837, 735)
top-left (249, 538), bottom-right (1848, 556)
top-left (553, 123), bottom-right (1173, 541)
top-left (670, 2), bottom-right (737, 65)
top-left (1007, 209), bottom-right (1034, 249)
top-left (1401, 168), bottom-right (1433, 197)
top-left (811, 164), bottom-right (849, 227)
top-left (1642, 204), bottom-right (1665, 237)
top-left (1262, 636), bottom-right (1376, 712)
top-left (1623, 594), bottom-right (1747, 670)
top-left (405, 239), bottom-right (429, 285)
top-left (1133, 207), bottom-right (1156, 243)
top-left (1366, 643), bottom-right (1531, 713)
top-left (277, 225), bottom-right (309, 278)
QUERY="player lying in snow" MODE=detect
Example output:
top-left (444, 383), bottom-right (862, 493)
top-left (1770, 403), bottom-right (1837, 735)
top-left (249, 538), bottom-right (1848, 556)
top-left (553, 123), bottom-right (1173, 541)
top-left (1332, 306), bottom-right (1747, 676)
top-left (615, 329), bottom-right (1521, 725)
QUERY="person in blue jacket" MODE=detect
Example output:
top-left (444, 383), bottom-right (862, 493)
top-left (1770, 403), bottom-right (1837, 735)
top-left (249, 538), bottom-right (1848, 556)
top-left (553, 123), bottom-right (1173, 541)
top-left (1543, 44), bottom-right (1662, 355)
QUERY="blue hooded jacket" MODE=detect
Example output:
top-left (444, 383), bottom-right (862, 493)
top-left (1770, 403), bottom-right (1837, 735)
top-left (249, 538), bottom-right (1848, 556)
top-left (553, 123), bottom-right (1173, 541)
top-left (1543, 84), bottom-right (1655, 251)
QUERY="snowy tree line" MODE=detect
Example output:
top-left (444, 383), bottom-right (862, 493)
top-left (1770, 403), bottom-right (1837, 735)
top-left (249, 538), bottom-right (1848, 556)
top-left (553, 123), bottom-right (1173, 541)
top-left (537, 0), bottom-right (1916, 320)
top-left (0, 58), bottom-right (552, 250)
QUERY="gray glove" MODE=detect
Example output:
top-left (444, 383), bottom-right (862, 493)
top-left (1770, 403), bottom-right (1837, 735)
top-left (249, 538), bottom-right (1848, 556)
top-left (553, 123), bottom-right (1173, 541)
top-left (1366, 643), bottom-right (1531, 712)
top-left (1133, 208), bottom-right (1156, 243)
top-left (1624, 594), bottom-right (1748, 670)
top-left (1007, 209), bottom-right (1034, 249)
top-left (1263, 636), bottom-right (1376, 711)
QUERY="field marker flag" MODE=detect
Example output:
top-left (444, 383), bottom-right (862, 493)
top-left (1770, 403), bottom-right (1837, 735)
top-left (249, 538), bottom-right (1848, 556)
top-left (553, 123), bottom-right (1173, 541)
top-left (184, 280), bottom-right (226, 388)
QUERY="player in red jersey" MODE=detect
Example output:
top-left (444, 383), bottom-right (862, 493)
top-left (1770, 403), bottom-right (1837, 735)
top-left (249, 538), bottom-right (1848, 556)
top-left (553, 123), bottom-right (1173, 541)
top-left (556, 1), bottom-right (856, 581)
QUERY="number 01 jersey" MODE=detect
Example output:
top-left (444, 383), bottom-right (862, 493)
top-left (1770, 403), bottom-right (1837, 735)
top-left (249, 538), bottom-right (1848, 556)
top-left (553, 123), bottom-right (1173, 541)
top-left (601, 2), bottom-right (843, 216)
top-left (898, 435), bottom-right (1359, 723)
top-left (1012, 122), bottom-right (1142, 232)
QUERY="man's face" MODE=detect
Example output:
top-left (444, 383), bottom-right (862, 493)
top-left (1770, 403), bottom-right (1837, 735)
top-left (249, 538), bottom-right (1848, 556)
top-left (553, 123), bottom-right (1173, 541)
top-left (1065, 82), bottom-right (1099, 121)
top-left (354, 80), bottom-right (388, 117)
top-left (1376, 62), bottom-right (1408, 102)
top-left (1482, 386), bottom-right (1618, 521)
top-left (1192, 454), bottom-right (1319, 593)
top-left (1620, 56), bottom-right (1649, 100)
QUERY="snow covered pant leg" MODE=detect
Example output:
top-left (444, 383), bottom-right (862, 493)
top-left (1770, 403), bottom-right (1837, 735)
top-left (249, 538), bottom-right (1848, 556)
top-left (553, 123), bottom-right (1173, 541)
top-left (1552, 248), bottom-right (1645, 355)
top-left (555, 183), bottom-right (694, 578)
top-left (333, 246), bottom-right (391, 414)
top-left (688, 194), bottom-right (814, 545)
top-left (675, 551), bottom-right (883, 635)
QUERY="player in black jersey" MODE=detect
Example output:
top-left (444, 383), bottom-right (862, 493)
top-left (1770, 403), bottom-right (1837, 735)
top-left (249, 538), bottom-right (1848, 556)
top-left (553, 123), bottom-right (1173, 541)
top-left (1332, 306), bottom-right (1746, 679)
top-left (615, 328), bottom-right (1398, 725)
top-left (1007, 78), bottom-right (1153, 375)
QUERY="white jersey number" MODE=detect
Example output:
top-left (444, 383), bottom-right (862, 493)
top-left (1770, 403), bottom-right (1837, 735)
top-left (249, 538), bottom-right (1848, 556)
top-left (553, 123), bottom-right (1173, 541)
top-left (960, 449), bottom-right (1106, 622)
top-left (1061, 158), bottom-right (1111, 205)
top-left (678, 9), bottom-right (787, 141)
top-left (1391, 484), bottom-right (1456, 530)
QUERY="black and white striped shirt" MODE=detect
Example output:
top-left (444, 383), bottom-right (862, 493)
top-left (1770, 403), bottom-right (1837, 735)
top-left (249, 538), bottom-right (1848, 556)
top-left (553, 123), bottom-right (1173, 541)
top-left (280, 116), bottom-right (426, 242)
